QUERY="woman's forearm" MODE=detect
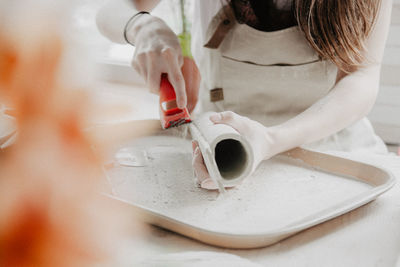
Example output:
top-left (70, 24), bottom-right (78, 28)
top-left (268, 0), bottom-right (392, 155)
top-left (268, 66), bottom-right (381, 154)
top-left (96, 0), bottom-right (160, 44)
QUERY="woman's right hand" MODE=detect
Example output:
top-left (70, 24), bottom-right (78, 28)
top-left (126, 14), bottom-right (187, 109)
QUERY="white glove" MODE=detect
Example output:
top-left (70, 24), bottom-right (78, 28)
top-left (126, 14), bottom-right (187, 109)
top-left (192, 111), bottom-right (276, 190)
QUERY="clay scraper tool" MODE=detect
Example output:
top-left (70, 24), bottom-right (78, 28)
top-left (159, 74), bottom-right (191, 129)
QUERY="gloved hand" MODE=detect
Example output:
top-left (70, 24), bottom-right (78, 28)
top-left (192, 111), bottom-right (276, 190)
top-left (126, 14), bottom-right (187, 109)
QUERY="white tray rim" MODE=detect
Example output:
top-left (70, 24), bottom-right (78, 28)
top-left (105, 147), bottom-right (396, 249)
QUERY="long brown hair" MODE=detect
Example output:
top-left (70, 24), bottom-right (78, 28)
top-left (295, 0), bottom-right (381, 72)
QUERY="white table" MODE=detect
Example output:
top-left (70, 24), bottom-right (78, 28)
top-left (110, 152), bottom-right (399, 267)
top-left (94, 82), bottom-right (400, 266)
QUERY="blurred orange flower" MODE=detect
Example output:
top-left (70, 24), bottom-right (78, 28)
top-left (0, 27), bottom-right (129, 266)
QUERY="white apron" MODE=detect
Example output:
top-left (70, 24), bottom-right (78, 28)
top-left (191, 2), bottom-right (387, 153)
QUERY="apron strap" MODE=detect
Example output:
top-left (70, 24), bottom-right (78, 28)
top-left (204, 4), bottom-right (236, 49)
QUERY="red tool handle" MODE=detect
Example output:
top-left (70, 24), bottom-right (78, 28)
top-left (159, 74), bottom-right (176, 103)
top-left (159, 74), bottom-right (181, 115)
top-left (158, 74), bottom-right (191, 129)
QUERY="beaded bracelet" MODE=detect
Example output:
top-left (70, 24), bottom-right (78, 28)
top-left (123, 11), bottom-right (150, 46)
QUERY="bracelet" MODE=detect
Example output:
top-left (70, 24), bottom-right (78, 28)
top-left (123, 11), bottom-right (150, 46)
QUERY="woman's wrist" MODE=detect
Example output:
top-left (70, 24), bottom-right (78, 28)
top-left (263, 124), bottom-right (299, 158)
top-left (124, 12), bottom-right (151, 45)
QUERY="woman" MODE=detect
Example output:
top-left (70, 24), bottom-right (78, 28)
top-left (97, 0), bottom-right (392, 189)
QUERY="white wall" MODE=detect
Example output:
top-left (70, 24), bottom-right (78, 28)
top-left (368, 0), bottom-right (400, 144)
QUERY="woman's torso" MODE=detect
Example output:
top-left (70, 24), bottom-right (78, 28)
top-left (190, 0), bottom-right (387, 153)
top-left (191, 0), bottom-right (337, 125)
top-left (231, 0), bottom-right (297, 32)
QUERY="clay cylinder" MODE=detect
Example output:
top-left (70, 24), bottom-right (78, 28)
top-left (190, 112), bottom-right (254, 187)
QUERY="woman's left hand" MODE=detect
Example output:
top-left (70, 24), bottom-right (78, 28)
top-left (192, 111), bottom-right (277, 190)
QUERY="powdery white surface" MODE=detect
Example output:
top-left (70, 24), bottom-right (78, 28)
top-left (107, 134), bottom-right (372, 234)
top-left (135, 251), bottom-right (262, 267)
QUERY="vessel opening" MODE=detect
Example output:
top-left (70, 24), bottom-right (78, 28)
top-left (215, 139), bottom-right (247, 180)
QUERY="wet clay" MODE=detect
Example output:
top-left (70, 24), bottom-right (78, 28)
top-left (190, 112), bottom-right (253, 189)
